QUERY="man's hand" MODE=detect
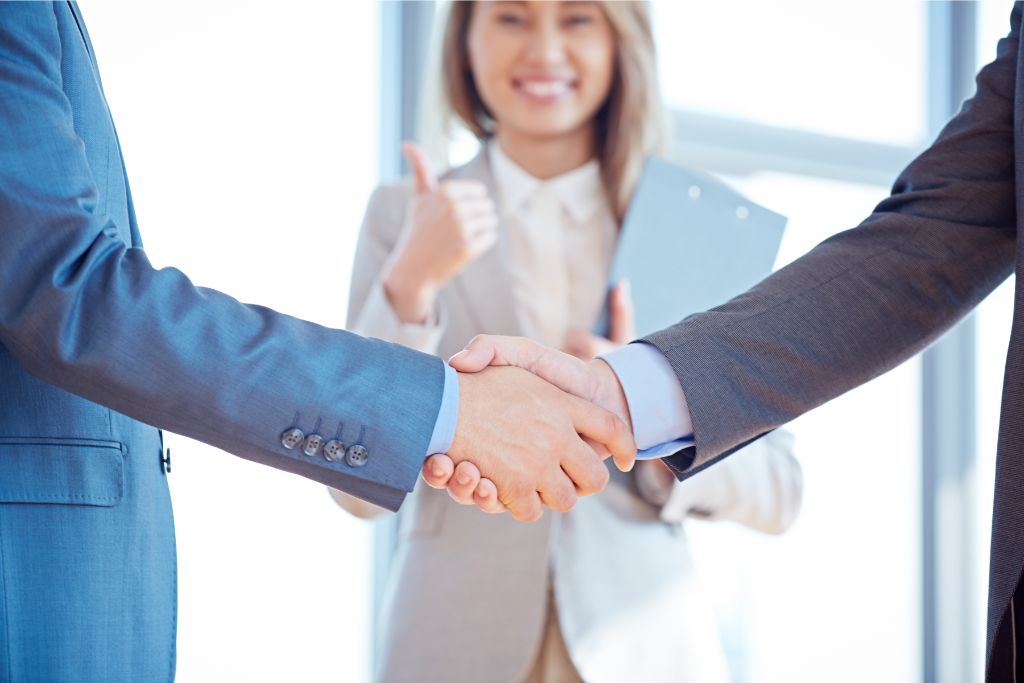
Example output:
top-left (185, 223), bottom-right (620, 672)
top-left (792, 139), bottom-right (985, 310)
top-left (433, 364), bottom-right (635, 522)
top-left (451, 336), bottom-right (633, 440)
top-left (421, 336), bottom-right (636, 515)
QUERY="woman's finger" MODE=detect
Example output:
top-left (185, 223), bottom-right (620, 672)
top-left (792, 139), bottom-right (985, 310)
top-left (609, 278), bottom-right (636, 344)
top-left (402, 141), bottom-right (438, 195)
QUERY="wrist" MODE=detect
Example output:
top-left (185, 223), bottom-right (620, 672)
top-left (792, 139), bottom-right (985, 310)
top-left (447, 371), bottom-right (471, 462)
top-left (383, 264), bottom-right (438, 325)
top-left (589, 358), bottom-right (633, 435)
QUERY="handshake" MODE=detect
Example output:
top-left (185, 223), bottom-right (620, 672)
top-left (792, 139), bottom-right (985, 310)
top-left (421, 334), bottom-right (638, 523)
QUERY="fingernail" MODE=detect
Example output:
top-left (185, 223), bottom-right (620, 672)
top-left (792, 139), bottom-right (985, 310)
top-left (457, 474), bottom-right (471, 485)
top-left (432, 464), bottom-right (445, 477)
top-left (448, 350), bottom-right (467, 364)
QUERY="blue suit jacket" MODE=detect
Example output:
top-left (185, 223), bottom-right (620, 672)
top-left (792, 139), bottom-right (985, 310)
top-left (0, 4), bottom-right (443, 680)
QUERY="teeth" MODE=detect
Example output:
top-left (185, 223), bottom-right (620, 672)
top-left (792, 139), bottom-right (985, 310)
top-left (521, 81), bottom-right (570, 97)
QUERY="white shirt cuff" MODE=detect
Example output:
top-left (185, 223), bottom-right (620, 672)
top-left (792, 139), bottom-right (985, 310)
top-left (599, 342), bottom-right (694, 456)
top-left (426, 363), bottom-right (459, 457)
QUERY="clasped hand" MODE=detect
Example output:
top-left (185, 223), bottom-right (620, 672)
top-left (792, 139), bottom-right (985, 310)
top-left (423, 335), bottom-right (637, 522)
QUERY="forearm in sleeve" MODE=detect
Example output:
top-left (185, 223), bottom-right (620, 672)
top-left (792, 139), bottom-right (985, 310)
top-left (647, 7), bottom-right (1020, 477)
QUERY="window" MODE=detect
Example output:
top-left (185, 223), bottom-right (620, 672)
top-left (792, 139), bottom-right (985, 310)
top-left (652, 2), bottom-right (931, 680)
top-left (85, 4), bottom-right (381, 680)
top-left (685, 173), bottom-right (922, 682)
top-left (653, 2), bottom-right (927, 146)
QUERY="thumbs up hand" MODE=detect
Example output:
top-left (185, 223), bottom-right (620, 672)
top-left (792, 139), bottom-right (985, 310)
top-left (563, 279), bottom-right (636, 360)
top-left (382, 142), bottom-right (499, 324)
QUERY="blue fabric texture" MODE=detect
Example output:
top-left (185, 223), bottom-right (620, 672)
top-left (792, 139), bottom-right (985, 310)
top-left (0, 3), bottom-right (444, 679)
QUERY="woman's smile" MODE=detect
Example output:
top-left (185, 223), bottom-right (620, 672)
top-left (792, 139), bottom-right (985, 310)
top-left (513, 75), bottom-right (579, 103)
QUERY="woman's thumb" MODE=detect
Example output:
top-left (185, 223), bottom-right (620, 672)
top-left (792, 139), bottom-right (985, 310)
top-left (402, 141), bottom-right (438, 194)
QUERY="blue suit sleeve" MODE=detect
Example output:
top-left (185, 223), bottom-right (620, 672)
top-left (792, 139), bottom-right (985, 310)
top-left (0, 4), bottom-right (441, 511)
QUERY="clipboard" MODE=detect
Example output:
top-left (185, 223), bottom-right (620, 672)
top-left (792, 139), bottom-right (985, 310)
top-left (595, 157), bottom-right (787, 338)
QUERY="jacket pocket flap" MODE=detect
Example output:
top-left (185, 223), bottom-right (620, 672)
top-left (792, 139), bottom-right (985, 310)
top-left (0, 438), bottom-right (125, 506)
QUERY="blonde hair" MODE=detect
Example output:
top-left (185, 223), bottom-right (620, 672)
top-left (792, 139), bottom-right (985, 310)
top-left (433, 1), bottom-right (668, 222)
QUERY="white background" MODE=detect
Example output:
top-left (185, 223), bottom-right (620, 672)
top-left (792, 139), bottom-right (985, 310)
top-left (84, 3), bottom-right (380, 681)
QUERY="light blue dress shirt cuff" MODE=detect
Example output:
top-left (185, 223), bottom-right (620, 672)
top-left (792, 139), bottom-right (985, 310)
top-left (600, 342), bottom-right (695, 460)
top-left (426, 362), bottom-right (459, 457)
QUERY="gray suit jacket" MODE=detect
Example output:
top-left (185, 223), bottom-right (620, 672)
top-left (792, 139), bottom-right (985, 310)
top-left (653, 5), bottom-right (1023, 678)
top-left (336, 149), bottom-right (804, 683)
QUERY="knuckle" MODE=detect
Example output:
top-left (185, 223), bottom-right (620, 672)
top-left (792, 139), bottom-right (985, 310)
top-left (522, 504), bottom-right (543, 523)
top-left (576, 465), bottom-right (608, 496)
top-left (601, 411), bottom-right (622, 439)
top-left (509, 500), bottom-right (534, 522)
top-left (549, 500), bottom-right (569, 514)
top-left (553, 488), bottom-right (578, 513)
top-left (510, 480), bottom-right (534, 502)
top-left (468, 334), bottom-right (490, 349)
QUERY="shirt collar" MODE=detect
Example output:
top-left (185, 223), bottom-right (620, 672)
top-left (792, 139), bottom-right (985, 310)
top-left (487, 139), bottom-right (604, 224)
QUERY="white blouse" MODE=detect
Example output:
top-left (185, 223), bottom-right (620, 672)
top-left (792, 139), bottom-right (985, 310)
top-left (488, 140), bottom-right (618, 349)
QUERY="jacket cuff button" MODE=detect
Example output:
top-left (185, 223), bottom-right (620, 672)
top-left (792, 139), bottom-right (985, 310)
top-left (280, 428), bottom-right (305, 450)
top-left (345, 444), bottom-right (369, 468)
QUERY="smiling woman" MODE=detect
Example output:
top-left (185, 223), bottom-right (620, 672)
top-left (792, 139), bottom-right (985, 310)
top-left (330, 2), bottom-right (804, 682)
top-left (441, 0), bottom-right (666, 221)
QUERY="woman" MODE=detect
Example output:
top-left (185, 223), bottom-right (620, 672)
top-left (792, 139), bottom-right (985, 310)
top-left (333, 2), bottom-right (802, 681)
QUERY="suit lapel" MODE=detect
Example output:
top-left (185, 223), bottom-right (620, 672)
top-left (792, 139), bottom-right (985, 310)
top-left (447, 148), bottom-right (522, 336)
top-left (67, 3), bottom-right (98, 68)
top-left (64, 3), bottom-right (143, 248)
top-left (986, 274), bottom-right (1024, 658)
top-left (986, 20), bottom-right (1024, 662)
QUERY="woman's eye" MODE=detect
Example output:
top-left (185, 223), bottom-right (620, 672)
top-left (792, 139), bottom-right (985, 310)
top-left (496, 13), bottom-right (526, 26)
top-left (563, 14), bottom-right (594, 27)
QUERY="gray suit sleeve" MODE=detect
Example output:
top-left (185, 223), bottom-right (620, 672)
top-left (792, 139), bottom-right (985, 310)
top-left (651, 5), bottom-right (1021, 478)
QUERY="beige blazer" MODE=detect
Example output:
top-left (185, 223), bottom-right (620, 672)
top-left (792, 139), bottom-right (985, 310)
top-left (333, 149), bottom-right (803, 683)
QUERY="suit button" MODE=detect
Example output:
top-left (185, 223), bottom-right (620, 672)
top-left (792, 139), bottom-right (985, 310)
top-left (280, 428), bottom-right (305, 450)
top-left (345, 444), bottom-right (369, 468)
top-left (323, 439), bottom-right (345, 462)
top-left (302, 434), bottom-right (324, 457)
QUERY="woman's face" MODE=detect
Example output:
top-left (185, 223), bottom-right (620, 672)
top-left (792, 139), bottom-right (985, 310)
top-left (467, 1), bottom-right (616, 143)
